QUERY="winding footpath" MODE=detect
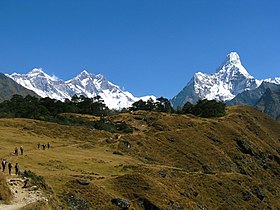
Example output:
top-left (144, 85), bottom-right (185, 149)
top-left (0, 175), bottom-right (47, 210)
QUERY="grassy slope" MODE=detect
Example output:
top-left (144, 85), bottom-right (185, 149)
top-left (0, 173), bottom-right (12, 204)
top-left (0, 106), bottom-right (279, 209)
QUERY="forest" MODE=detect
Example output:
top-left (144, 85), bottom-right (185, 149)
top-left (0, 94), bottom-right (226, 132)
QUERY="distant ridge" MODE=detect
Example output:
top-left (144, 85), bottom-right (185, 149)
top-left (0, 73), bottom-right (39, 102)
top-left (256, 86), bottom-right (280, 120)
top-left (7, 69), bottom-right (155, 110)
top-left (227, 82), bottom-right (280, 120)
top-left (255, 87), bottom-right (280, 120)
top-left (226, 82), bottom-right (280, 106)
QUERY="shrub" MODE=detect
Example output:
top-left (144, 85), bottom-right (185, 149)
top-left (93, 119), bottom-right (133, 133)
top-left (181, 99), bottom-right (226, 118)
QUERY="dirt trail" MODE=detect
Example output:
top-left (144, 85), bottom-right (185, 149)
top-left (0, 176), bottom-right (47, 210)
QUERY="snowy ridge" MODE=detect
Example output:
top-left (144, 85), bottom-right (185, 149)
top-left (8, 68), bottom-right (74, 100)
top-left (7, 69), bottom-right (154, 110)
top-left (65, 70), bottom-right (136, 109)
top-left (263, 77), bottom-right (280, 85)
top-left (171, 52), bottom-right (264, 108)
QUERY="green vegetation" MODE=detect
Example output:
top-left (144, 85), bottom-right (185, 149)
top-left (0, 94), bottom-right (135, 133)
top-left (130, 97), bottom-right (174, 113)
top-left (0, 95), bottom-right (226, 129)
top-left (180, 99), bottom-right (226, 117)
top-left (0, 94), bottom-right (109, 119)
top-left (130, 97), bottom-right (226, 118)
top-left (93, 118), bottom-right (133, 133)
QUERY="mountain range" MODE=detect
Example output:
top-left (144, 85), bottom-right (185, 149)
top-left (171, 52), bottom-right (280, 108)
top-left (6, 69), bottom-right (154, 110)
top-left (2, 52), bottom-right (280, 119)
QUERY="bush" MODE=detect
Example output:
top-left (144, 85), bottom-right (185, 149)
top-left (129, 97), bottom-right (174, 113)
top-left (181, 99), bottom-right (226, 118)
top-left (93, 119), bottom-right (133, 133)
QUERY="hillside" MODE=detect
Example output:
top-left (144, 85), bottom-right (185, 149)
top-left (0, 73), bottom-right (39, 102)
top-left (0, 106), bottom-right (280, 209)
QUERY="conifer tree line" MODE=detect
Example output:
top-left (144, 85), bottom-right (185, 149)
top-left (178, 99), bottom-right (226, 118)
top-left (129, 97), bottom-right (226, 118)
top-left (0, 94), bottom-right (108, 119)
top-left (0, 94), bottom-right (226, 121)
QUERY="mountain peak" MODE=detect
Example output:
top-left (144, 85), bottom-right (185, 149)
top-left (224, 52), bottom-right (241, 65)
top-left (76, 70), bottom-right (94, 79)
top-left (27, 68), bottom-right (60, 81)
top-left (28, 68), bottom-right (45, 74)
top-left (80, 70), bottom-right (89, 75)
top-left (171, 51), bottom-right (259, 107)
top-left (217, 52), bottom-right (251, 78)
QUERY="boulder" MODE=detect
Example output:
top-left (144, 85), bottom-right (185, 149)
top-left (111, 198), bottom-right (130, 210)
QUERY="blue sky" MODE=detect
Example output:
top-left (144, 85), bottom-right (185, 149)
top-left (0, 0), bottom-right (279, 98)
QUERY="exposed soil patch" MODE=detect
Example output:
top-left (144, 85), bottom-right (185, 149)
top-left (0, 176), bottom-right (47, 210)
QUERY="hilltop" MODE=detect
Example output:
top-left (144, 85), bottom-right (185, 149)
top-left (0, 106), bottom-right (279, 209)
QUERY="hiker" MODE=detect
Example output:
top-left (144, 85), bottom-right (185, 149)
top-left (38, 143), bottom-right (40, 150)
top-left (15, 147), bottom-right (18, 156)
top-left (20, 146), bottom-right (24, 155)
top-left (47, 142), bottom-right (50, 149)
top-left (1, 159), bottom-right (7, 172)
top-left (15, 163), bottom-right (19, 175)
top-left (8, 162), bottom-right (12, 175)
top-left (42, 144), bottom-right (46, 150)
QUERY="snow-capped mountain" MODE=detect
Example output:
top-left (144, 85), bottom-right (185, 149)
top-left (264, 77), bottom-right (280, 84)
top-left (171, 52), bottom-right (263, 108)
top-left (8, 68), bottom-right (74, 100)
top-left (7, 69), bottom-right (151, 110)
top-left (65, 70), bottom-right (136, 109)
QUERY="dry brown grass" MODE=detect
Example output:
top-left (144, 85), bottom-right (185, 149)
top-left (0, 106), bottom-right (279, 209)
top-left (20, 201), bottom-right (51, 210)
top-left (0, 173), bottom-right (12, 204)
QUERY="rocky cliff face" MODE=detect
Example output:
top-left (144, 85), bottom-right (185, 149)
top-left (226, 82), bottom-right (280, 106)
top-left (256, 87), bottom-right (280, 120)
